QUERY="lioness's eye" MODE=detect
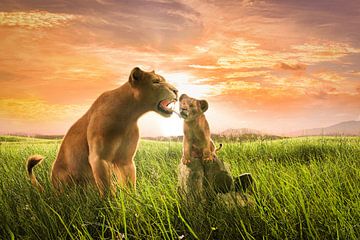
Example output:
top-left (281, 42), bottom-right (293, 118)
top-left (153, 79), bottom-right (160, 84)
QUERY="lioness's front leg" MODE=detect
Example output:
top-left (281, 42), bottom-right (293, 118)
top-left (89, 153), bottom-right (112, 197)
top-left (113, 163), bottom-right (136, 189)
top-left (113, 125), bottom-right (139, 190)
top-left (88, 133), bottom-right (116, 197)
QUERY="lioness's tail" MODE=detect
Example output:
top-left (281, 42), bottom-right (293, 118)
top-left (216, 143), bottom-right (223, 153)
top-left (27, 155), bottom-right (44, 191)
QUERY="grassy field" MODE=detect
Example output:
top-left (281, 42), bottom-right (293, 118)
top-left (0, 136), bottom-right (359, 239)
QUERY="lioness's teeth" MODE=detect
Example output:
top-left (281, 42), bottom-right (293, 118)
top-left (167, 102), bottom-right (175, 110)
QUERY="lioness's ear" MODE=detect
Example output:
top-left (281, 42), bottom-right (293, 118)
top-left (199, 100), bottom-right (208, 113)
top-left (129, 67), bottom-right (143, 86)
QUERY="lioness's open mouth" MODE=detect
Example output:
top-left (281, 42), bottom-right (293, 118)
top-left (158, 99), bottom-right (176, 114)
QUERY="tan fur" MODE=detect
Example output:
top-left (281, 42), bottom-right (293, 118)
top-left (27, 155), bottom-right (44, 192)
top-left (178, 94), bottom-right (231, 201)
top-left (27, 67), bottom-right (178, 196)
top-left (178, 94), bottom-right (255, 203)
top-left (179, 94), bottom-right (216, 165)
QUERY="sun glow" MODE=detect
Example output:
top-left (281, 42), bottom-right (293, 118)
top-left (139, 71), bottom-right (209, 137)
top-left (159, 111), bottom-right (183, 137)
top-left (143, 71), bottom-right (217, 137)
top-left (159, 71), bottom-right (218, 98)
top-left (139, 110), bottom-right (183, 137)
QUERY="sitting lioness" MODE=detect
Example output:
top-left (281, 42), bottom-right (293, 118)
top-left (27, 67), bottom-right (178, 196)
top-left (178, 94), bottom-right (233, 200)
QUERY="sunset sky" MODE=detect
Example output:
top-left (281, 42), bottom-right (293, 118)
top-left (1, 0), bottom-right (360, 136)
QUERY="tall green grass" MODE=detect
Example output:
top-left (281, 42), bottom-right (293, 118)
top-left (0, 136), bottom-right (359, 239)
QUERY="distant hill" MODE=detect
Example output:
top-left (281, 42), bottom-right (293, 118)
top-left (142, 128), bottom-right (282, 142)
top-left (217, 128), bottom-right (282, 141)
top-left (1, 133), bottom-right (64, 140)
top-left (291, 121), bottom-right (360, 136)
top-left (220, 128), bottom-right (263, 136)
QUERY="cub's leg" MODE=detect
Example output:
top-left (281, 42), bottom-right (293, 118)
top-left (182, 137), bottom-right (192, 165)
top-left (202, 140), bottom-right (213, 161)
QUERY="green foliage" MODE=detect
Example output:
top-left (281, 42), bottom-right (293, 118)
top-left (0, 136), bottom-right (359, 239)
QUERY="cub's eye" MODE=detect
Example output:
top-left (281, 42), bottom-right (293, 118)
top-left (153, 80), bottom-right (160, 84)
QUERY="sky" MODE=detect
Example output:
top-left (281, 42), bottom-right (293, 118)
top-left (1, 0), bottom-right (360, 137)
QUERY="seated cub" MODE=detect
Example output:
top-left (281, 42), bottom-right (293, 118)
top-left (179, 94), bottom-right (233, 197)
top-left (179, 94), bottom-right (218, 164)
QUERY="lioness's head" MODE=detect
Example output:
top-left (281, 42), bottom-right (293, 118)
top-left (179, 94), bottom-right (208, 121)
top-left (129, 67), bottom-right (178, 117)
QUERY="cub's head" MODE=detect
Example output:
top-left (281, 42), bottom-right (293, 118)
top-left (129, 67), bottom-right (178, 117)
top-left (179, 94), bottom-right (208, 121)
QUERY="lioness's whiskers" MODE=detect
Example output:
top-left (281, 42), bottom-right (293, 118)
top-left (172, 110), bottom-right (182, 118)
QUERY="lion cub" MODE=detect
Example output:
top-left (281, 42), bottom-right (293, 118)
top-left (178, 94), bottom-right (255, 204)
top-left (178, 94), bottom-right (233, 200)
top-left (179, 94), bottom-right (218, 164)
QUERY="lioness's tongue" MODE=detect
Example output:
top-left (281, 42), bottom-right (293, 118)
top-left (161, 100), bottom-right (170, 108)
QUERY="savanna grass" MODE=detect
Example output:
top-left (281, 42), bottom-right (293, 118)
top-left (0, 136), bottom-right (359, 239)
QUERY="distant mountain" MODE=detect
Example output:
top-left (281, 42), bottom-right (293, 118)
top-left (291, 121), bottom-right (360, 136)
top-left (142, 128), bottom-right (282, 142)
top-left (220, 128), bottom-right (263, 136)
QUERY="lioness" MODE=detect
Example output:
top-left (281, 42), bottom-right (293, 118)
top-left (178, 94), bottom-right (232, 200)
top-left (27, 67), bottom-right (178, 196)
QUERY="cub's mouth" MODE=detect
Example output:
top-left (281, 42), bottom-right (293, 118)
top-left (157, 99), bottom-right (176, 115)
top-left (180, 110), bottom-right (188, 119)
top-left (179, 107), bottom-right (189, 119)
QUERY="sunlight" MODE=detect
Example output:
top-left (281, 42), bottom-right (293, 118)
top-left (139, 109), bottom-right (183, 137)
top-left (158, 71), bottom-right (218, 98)
top-left (140, 71), bottom-right (222, 137)
top-left (158, 110), bottom-right (183, 137)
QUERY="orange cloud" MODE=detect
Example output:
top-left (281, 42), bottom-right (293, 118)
top-left (275, 62), bottom-right (307, 71)
top-left (0, 11), bottom-right (79, 29)
top-left (0, 98), bottom-right (87, 121)
top-left (1, 0), bottom-right (360, 135)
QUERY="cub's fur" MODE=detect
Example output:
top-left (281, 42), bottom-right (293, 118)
top-left (178, 94), bottom-right (232, 200)
top-left (27, 67), bottom-right (178, 196)
top-left (179, 94), bottom-right (217, 164)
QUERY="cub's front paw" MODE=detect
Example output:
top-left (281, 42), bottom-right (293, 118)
top-left (202, 151), bottom-right (213, 162)
top-left (182, 157), bottom-right (191, 165)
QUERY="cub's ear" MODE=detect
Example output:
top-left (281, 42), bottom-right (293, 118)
top-left (199, 100), bottom-right (208, 113)
top-left (129, 67), bottom-right (143, 86)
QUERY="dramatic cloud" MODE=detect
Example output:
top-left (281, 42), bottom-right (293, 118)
top-left (1, 0), bottom-right (360, 135)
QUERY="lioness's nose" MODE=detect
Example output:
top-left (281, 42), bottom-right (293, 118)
top-left (172, 87), bottom-right (178, 97)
